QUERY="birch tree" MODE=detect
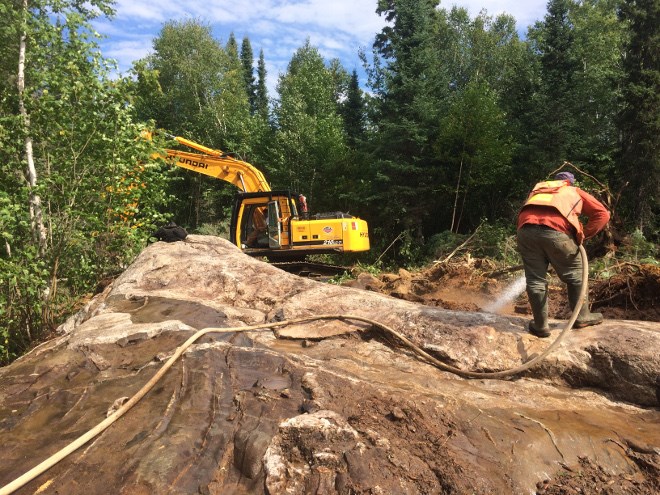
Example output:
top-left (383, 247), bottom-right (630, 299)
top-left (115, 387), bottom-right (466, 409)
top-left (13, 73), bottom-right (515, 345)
top-left (17, 0), bottom-right (47, 256)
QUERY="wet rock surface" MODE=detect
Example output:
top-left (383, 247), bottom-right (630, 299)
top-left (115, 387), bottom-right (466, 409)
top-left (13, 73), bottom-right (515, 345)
top-left (1, 235), bottom-right (658, 494)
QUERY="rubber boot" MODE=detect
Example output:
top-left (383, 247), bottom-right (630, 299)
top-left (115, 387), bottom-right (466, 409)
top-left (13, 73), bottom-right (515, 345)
top-left (567, 284), bottom-right (603, 329)
top-left (527, 289), bottom-right (551, 338)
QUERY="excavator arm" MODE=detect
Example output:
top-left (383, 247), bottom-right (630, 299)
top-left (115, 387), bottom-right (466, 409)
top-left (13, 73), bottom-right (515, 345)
top-left (152, 133), bottom-right (271, 193)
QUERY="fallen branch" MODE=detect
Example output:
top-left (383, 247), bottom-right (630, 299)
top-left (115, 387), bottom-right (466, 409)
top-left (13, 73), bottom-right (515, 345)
top-left (483, 264), bottom-right (524, 278)
top-left (549, 161), bottom-right (609, 193)
top-left (434, 223), bottom-right (482, 265)
top-left (376, 232), bottom-right (404, 264)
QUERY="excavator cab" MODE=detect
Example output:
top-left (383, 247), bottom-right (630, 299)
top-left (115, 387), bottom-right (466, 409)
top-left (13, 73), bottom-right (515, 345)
top-left (243, 203), bottom-right (269, 248)
top-left (232, 191), bottom-right (296, 255)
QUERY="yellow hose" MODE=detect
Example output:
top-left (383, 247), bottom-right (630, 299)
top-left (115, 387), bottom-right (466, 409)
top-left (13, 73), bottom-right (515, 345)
top-left (0, 246), bottom-right (588, 494)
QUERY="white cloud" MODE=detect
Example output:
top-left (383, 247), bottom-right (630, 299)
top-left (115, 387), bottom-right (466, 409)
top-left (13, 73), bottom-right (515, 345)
top-left (445, 0), bottom-right (548, 31)
top-left (98, 0), bottom-right (550, 87)
top-left (108, 1), bottom-right (384, 46)
top-left (110, 0), bottom-right (182, 22)
top-left (102, 38), bottom-right (154, 72)
top-left (269, 0), bottom-right (384, 42)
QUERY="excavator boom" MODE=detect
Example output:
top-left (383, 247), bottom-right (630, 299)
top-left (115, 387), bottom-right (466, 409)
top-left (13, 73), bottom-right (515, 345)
top-left (163, 148), bottom-right (271, 193)
top-left (159, 134), bottom-right (270, 193)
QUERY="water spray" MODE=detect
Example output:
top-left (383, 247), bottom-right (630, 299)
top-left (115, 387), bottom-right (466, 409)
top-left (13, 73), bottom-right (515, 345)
top-left (483, 274), bottom-right (527, 314)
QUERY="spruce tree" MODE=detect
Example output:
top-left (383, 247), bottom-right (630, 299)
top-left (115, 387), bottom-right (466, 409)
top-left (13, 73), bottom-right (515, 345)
top-left (255, 49), bottom-right (269, 119)
top-left (240, 37), bottom-right (257, 113)
top-left (528, 0), bottom-right (581, 165)
top-left (618, 0), bottom-right (660, 237)
top-left (341, 70), bottom-right (366, 147)
top-left (367, 0), bottom-right (444, 257)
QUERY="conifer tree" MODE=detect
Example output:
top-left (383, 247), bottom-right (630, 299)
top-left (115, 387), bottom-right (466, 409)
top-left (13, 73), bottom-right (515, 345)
top-left (226, 33), bottom-right (239, 59)
top-left (255, 49), bottom-right (270, 119)
top-left (341, 70), bottom-right (366, 147)
top-left (617, 0), bottom-right (660, 237)
top-left (367, 0), bottom-right (444, 257)
top-left (528, 0), bottom-right (581, 165)
top-left (240, 37), bottom-right (257, 113)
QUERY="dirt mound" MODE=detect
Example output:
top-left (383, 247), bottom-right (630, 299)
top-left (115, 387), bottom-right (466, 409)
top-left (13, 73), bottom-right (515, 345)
top-left (347, 258), bottom-right (660, 322)
top-left (591, 263), bottom-right (660, 322)
top-left (346, 259), bottom-right (503, 313)
top-left (537, 454), bottom-right (659, 495)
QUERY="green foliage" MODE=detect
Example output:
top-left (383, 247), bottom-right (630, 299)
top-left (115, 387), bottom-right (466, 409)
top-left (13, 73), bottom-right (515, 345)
top-left (0, 252), bottom-right (48, 364)
top-left (589, 228), bottom-right (659, 281)
top-left (470, 223), bottom-right (519, 263)
top-left (240, 37), bottom-right (257, 114)
top-left (427, 230), bottom-right (467, 259)
top-left (133, 19), bottom-right (228, 138)
top-left (394, 230), bottom-right (426, 267)
top-left (271, 40), bottom-right (348, 212)
top-left (326, 271), bottom-right (354, 285)
top-left (625, 229), bottom-right (659, 263)
top-left (528, 0), bottom-right (581, 166)
top-left (436, 80), bottom-right (515, 231)
top-left (255, 49), bottom-right (270, 120)
top-left (195, 211), bottom-right (232, 238)
top-left (328, 260), bottom-right (383, 285)
top-left (617, 0), bottom-right (660, 239)
top-left (364, 0), bottom-right (447, 250)
top-left (352, 261), bottom-right (384, 277)
top-left (427, 222), bottom-right (519, 265)
top-left (130, 19), bottom-right (256, 229)
top-left (340, 70), bottom-right (366, 147)
top-left (365, 1), bottom-right (533, 247)
top-left (570, 0), bottom-right (625, 166)
top-left (525, 0), bottom-right (624, 175)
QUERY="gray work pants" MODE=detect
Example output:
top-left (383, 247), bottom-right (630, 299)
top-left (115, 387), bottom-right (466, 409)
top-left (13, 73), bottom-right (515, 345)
top-left (516, 224), bottom-right (583, 295)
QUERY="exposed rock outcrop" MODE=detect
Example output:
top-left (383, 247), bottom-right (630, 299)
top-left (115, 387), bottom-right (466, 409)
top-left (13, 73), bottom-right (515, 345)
top-left (1, 235), bottom-right (658, 494)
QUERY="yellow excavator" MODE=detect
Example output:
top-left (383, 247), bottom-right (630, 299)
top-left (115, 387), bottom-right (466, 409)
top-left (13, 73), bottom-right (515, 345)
top-left (151, 132), bottom-right (370, 259)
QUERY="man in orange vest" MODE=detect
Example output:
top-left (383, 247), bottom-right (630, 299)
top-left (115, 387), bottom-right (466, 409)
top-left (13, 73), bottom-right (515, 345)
top-left (517, 171), bottom-right (610, 337)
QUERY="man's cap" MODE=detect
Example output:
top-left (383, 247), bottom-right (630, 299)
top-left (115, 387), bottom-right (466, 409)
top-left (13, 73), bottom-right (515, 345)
top-left (555, 171), bottom-right (575, 185)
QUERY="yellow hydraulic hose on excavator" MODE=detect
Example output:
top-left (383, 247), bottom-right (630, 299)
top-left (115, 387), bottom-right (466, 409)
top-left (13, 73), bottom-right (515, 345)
top-left (0, 246), bottom-right (590, 495)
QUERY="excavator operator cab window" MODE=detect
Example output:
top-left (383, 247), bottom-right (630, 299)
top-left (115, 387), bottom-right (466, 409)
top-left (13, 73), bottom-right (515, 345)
top-left (244, 204), bottom-right (269, 248)
top-left (267, 200), bottom-right (282, 248)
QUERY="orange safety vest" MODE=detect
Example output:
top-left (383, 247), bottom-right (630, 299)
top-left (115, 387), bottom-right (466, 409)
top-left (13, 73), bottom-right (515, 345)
top-left (523, 180), bottom-right (585, 244)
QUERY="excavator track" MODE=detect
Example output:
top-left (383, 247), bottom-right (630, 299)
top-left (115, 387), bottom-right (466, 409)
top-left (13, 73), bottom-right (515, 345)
top-left (270, 261), bottom-right (351, 280)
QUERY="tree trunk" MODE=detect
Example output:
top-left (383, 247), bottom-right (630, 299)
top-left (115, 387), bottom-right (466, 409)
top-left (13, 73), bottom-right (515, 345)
top-left (450, 156), bottom-right (464, 233)
top-left (18, 0), bottom-right (47, 257)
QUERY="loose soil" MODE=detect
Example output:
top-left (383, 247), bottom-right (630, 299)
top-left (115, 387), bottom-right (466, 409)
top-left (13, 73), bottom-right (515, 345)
top-left (347, 258), bottom-right (660, 323)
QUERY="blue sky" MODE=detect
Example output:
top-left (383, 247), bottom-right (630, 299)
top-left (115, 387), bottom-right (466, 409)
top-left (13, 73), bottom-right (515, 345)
top-left (93, 0), bottom-right (550, 93)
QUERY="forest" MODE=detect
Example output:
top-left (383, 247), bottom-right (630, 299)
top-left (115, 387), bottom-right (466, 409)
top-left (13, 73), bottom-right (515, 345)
top-left (0, 0), bottom-right (658, 363)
